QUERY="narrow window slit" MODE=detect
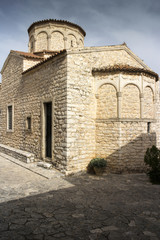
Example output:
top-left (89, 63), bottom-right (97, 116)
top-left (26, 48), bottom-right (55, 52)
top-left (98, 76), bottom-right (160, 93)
top-left (147, 122), bottom-right (151, 133)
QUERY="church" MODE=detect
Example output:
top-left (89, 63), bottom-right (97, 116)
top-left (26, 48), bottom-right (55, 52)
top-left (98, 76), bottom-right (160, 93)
top-left (0, 19), bottom-right (159, 174)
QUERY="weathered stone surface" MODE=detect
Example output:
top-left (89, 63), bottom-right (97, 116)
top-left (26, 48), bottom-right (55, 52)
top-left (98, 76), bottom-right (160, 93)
top-left (0, 19), bottom-right (159, 175)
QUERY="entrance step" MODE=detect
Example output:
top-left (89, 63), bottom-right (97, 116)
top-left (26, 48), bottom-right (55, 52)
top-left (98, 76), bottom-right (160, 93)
top-left (37, 161), bottom-right (53, 169)
top-left (0, 144), bottom-right (35, 163)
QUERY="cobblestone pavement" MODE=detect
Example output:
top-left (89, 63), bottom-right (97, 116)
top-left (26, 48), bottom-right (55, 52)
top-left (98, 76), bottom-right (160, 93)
top-left (0, 154), bottom-right (160, 240)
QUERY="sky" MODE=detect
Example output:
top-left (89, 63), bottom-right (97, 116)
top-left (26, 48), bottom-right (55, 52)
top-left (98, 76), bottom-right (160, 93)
top-left (0, 0), bottom-right (160, 82)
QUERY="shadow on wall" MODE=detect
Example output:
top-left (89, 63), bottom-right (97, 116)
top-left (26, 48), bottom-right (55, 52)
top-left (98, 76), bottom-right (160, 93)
top-left (96, 132), bottom-right (156, 173)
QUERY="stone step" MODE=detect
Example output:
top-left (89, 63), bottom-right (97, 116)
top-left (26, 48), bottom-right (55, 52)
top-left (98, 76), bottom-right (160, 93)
top-left (0, 143), bottom-right (35, 163)
top-left (37, 161), bottom-right (53, 169)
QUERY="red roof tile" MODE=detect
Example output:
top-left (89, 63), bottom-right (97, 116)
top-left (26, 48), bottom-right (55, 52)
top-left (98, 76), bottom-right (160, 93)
top-left (92, 64), bottom-right (159, 81)
top-left (11, 50), bottom-right (44, 59)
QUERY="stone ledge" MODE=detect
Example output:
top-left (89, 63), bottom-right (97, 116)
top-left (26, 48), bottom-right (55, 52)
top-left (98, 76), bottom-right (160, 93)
top-left (96, 118), bottom-right (156, 123)
top-left (0, 144), bottom-right (35, 163)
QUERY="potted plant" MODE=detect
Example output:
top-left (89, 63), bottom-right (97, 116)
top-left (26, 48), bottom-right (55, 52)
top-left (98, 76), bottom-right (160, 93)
top-left (87, 158), bottom-right (107, 176)
top-left (144, 145), bottom-right (160, 184)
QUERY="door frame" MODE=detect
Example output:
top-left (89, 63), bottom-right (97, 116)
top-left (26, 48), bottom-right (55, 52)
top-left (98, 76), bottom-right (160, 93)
top-left (41, 98), bottom-right (54, 161)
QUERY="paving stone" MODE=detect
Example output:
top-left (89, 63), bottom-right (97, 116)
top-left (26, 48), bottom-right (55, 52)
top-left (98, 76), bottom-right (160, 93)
top-left (108, 231), bottom-right (124, 240)
top-left (128, 220), bottom-right (136, 227)
top-left (0, 155), bottom-right (160, 239)
top-left (72, 213), bottom-right (85, 218)
top-left (143, 231), bottom-right (157, 237)
top-left (0, 223), bottom-right (8, 231)
top-left (101, 225), bottom-right (119, 231)
top-left (90, 228), bottom-right (102, 234)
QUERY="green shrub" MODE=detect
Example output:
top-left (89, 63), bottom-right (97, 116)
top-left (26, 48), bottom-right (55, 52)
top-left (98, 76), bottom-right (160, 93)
top-left (87, 158), bottom-right (107, 174)
top-left (144, 145), bottom-right (160, 184)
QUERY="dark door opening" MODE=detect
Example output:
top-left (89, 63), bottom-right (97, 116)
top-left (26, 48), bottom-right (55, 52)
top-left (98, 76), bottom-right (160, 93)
top-left (45, 102), bottom-right (52, 158)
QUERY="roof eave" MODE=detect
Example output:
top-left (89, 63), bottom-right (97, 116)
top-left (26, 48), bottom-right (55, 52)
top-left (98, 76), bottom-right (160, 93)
top-left (28, 19), bottom-right (86, 37)
top-left (92, 66), bottom-right (159, 82)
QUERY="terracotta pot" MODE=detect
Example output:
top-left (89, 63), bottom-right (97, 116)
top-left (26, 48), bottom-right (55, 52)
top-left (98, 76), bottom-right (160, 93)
top-left (94, 167), bottom-right (105, 176)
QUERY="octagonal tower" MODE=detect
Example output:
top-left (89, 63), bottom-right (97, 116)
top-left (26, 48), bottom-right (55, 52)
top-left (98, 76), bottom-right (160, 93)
top-left (28, 19), bottom-right (86, 53)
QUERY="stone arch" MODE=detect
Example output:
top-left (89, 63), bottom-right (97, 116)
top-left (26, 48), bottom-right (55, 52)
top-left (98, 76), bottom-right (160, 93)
top-left (96, 81), bottom-right (118, 93)
top-left (36, 31), bottom-right (48, 51)
top-left (123, 83), bottom-right (141, 93)
top-left (144, 85), bottom-right (154, 96)
top-left (122, 84), bottom-right (140, 118)
top-left (29, 35), bottom-right (35, 52)
top-left (67, 34), bottom-right (77, 48)
top-left (79, 38), bottom-right (83, 47)
top-left (97, 84), bottom-right (117, 119)
top-left (143, 86), bottom-right (154, 118)
top-left (51, 31), bottom-right (64, 51)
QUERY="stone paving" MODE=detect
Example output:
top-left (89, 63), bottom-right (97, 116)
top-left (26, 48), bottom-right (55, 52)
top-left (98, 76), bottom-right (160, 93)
top-left (0, 154), bottom-right (160, 240)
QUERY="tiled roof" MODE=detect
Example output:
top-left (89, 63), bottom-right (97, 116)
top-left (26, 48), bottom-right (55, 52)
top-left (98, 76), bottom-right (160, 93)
top-left (11, 50), bottom-right (44, 59)
top-left (22, 49), bottom-right (66, 75)
top-left (92, 64), bottom-right (159, 81)
top-left (28, 19), bottom-right (86, 36)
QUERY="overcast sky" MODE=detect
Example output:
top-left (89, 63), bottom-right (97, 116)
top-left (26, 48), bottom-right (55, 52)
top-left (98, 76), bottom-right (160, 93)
top-left (0, 0), bottom-right (160, 81)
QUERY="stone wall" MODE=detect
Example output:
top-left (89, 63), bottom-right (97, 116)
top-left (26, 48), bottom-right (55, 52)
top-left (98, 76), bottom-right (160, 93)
top-left (155, 84), bottom-right (160, 148)
top-left (21, 55), bottom-right (68, 172)
top-left (0, 53), bottom-right (68, 172)
top-left (0, 84), bottom-right (2, 140)
top-left (66, 46), bottom-right (158, 173)
top-left (96, 120), bottom-right (156, 173)
top-left (0, 55), bottom-right (24, 148)
top-left (23, 58), bottom-right (42, 71)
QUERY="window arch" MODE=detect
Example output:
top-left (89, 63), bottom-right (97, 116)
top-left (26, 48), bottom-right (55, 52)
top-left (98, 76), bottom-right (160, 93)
top-left (97, 84), bottom-right (117, 119)
top-left (51, 31), bottom-right (64, 50)
top-left (29, 35), bottom-right (35, 52)
top-left (36, 31), bottom-right (48, 51)
top-left (143, 86), bottom-right (154, 118)
top-left (79, 39), bottom-right (83, 48)
top-left (122, 84), bottom-right (140, 118)
top-left (67, 34), bottom-right (77, 48)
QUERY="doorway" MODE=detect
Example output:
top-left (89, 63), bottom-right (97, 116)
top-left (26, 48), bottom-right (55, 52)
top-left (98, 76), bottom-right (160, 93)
top-left (45, 102), bottom-right (52, 158)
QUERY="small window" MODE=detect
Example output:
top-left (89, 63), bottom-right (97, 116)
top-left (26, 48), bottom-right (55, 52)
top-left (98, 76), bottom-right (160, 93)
top-left (26, 117), bottom-right (31, 130)
top-left (147, 122), bottom-right (151, 133)
top-left (7, 105), bottom-right (13, 130)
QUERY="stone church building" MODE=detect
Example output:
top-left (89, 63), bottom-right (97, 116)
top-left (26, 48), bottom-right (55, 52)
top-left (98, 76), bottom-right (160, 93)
top-left (0, 19), bottom-right (159, 174)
